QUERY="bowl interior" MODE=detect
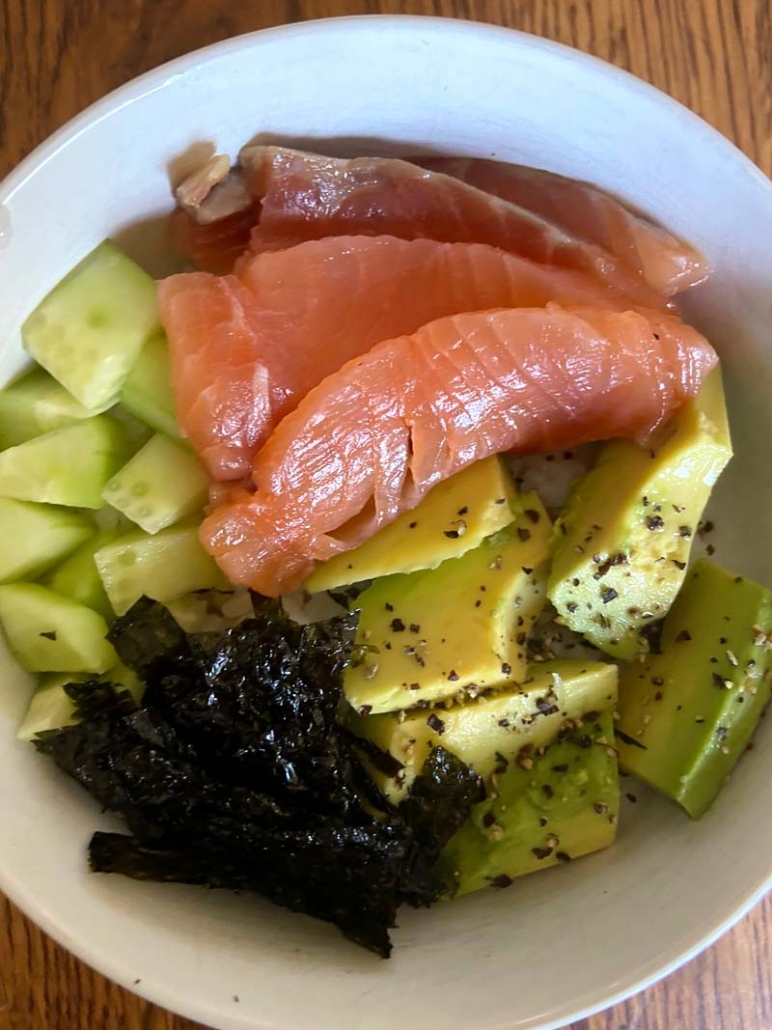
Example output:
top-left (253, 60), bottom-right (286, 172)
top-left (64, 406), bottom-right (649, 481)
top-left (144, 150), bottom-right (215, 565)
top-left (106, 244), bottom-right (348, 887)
top-left (1, 17), bottom-right (771, 1030)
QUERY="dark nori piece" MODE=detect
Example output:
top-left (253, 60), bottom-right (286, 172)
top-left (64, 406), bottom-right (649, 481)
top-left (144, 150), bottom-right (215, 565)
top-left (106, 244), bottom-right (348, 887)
top-left (34, 597), bottom-right (481, 956)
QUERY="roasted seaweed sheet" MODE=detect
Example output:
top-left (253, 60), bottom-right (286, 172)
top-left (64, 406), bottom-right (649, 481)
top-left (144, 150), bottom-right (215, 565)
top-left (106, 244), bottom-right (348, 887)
top-left (35, 596), bottom-right (482, 956)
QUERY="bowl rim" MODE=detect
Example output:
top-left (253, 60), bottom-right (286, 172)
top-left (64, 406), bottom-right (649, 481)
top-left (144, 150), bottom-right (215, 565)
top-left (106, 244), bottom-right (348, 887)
top-left (1, 14), bottom-right (772, 1030)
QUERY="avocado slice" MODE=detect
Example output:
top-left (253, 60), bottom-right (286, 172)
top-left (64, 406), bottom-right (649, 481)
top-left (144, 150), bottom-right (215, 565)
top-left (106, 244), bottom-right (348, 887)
top-left (349, 658), bottom-right (617, 800)
top-left (548, 368), bottom-right (732, 659)
top-left (616, 559), bottom-right (772, 818)
top-left (439, 710), bottom-right (619, 895)
top-left (343, 492), bottom-right (551, 714)
top-left (305, 456), bottom-right (518, 592)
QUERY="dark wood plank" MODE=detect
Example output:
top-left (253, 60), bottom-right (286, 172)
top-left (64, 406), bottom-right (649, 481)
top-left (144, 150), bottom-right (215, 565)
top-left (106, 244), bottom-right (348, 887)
top-left (0, 1), bottom-right (770, 1027)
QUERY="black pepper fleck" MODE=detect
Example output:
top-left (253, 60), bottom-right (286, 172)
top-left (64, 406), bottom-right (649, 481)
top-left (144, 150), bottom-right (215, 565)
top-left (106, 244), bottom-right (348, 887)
top-left (490, 874), bottom-right (513, 888)
top-left (532, 846), bottom-right (554, 860)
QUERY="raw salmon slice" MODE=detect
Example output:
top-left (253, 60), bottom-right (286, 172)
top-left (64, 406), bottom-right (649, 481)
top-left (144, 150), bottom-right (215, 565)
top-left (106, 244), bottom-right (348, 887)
top-left (159, 235), bottom-right (627, 479)
top-left (420, 157), bottom-right (710, 295)
top-left (170, 204), bottom-right (258, 275)
top-left (238, 146), bottom-right (665, 306)
top-left (200, 305), bottom-right (717, 597)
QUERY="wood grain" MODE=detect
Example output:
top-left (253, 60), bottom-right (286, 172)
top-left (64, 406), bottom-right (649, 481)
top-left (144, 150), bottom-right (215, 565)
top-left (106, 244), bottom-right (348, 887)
top-left (0, 1), bottom-right (770, 1028)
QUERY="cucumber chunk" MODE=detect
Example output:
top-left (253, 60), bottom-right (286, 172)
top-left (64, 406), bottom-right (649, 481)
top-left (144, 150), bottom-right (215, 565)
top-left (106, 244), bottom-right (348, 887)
top-left (0, 368), bottom-right (109, 449)
top-left (0, 583), bottom-right (116, 672)
top-left (42, 527), bottom-right (120, 619)
top-left (0, 416), bottom-right (130, 508)
top-left (16, 662), bottom-right (143, 741)
top-left (16, 672), bottom-right (88, 740)
top-left (111, 405), bottom-right (154, 454)
top-left (121, 331), bottom-right (181, 439)
top-left (102, 433), bottom-right (209, 534)
top-left (22, 240), bottom-right (160, 410)
top-left (94, 521), bottom-right (226, 615)
top-left (0, 499), bottom-right (94, 582)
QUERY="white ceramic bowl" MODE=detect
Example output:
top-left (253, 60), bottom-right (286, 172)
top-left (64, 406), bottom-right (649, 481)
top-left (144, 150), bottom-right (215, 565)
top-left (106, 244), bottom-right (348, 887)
top-left (1, 16), bottom-right (771, 1030)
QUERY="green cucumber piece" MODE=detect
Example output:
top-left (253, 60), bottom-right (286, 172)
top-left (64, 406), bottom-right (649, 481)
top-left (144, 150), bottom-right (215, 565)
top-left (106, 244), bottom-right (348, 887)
top-left (0, 499), bottom-right (94, 582)
top-left (111, 405), bottom-right (154, 454)
top-left (16, 662), bottom-right (144, 741)
top-left (0, 416), bottom-right (130, 508)
top-left (42, 527), bottom-right (121, 619)
top-left (0, 583), bottom-right (116, 672)
top-left (102, 433), bottom-right (209, 534)
top-left (121, 331), bottom-right (181, 438)
top-left (94, 521), bottom-right (226, 615)
top-left (0, 368), bottom-right (109, 449)
top-left (22, 240), bottom-right (160, 410)
top-left (16, 672), bottom-right (88, 741)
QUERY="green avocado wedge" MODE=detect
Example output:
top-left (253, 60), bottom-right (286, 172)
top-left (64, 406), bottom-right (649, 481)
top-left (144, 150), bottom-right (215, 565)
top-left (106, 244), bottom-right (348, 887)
top-left (548, 368), bottom-right (732, 660)
top-left (343, 493), bottom-right (551, 714)
top-left (616, 559), bottom-right (772, 818)
top-left (347, 659), bottom-right (617, 801)
top-left (306, 456), bottom-right (518, 591)
top-left (439, 710), bottom-right (619, 895)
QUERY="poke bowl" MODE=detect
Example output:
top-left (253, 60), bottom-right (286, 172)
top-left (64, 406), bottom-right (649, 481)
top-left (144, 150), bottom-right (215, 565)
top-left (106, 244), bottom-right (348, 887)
top-left (0, 15), bottom-right (772, 1030)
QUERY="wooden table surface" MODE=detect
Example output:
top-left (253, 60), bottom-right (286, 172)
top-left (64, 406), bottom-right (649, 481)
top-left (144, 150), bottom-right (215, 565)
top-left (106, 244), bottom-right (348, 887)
top-left (1, 1), bottom-right (771, 1027)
